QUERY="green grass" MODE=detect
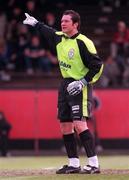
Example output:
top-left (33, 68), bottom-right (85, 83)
top-left (0, 155), bottom-right (129, 169)
top-left (0, 155), bottom-right (129, 180)
top-left (2, 174), bottom-right (129, 180)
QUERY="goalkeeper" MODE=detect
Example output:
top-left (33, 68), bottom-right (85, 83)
top-left (23, 10), bottom-right (103, 174)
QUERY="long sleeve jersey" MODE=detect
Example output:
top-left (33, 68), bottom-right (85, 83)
top-left (35, 22), bottom-right (103, 83)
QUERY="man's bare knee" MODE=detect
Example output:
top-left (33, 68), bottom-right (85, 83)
top-left (60, 122), bottom-right (74, 134)
top-left (74, 120), bottom-right (88, 134)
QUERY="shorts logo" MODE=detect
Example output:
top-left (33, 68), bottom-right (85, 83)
top-left (68, 48), bottom-right (75, 59)
top-left (73, 110), bottom-right (79, 114)
top-left (72, 105), bottom-right (79, 111)
top-left (72, 105), bottom-right (80, 117)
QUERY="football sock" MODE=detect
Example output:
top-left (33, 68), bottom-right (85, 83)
top-left (79, 129), bottom-right (96, 157)
top-left (63, 133), bottom-right (79, 160)
top-left (88, 155), bottom-right (99, 168)
top-left (69, 158), bottom-right (80, 167)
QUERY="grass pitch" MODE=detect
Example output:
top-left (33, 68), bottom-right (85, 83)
top-left (0, 155), bottom-right (129, 180)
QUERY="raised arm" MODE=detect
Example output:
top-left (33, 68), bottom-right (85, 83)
top-left (23, 13), bottom-right (58, 53)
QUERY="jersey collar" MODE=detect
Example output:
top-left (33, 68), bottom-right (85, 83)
top-left (70, 32), bottom-right (80, 39)
top-left (63, 32), bottom-right (80, 39)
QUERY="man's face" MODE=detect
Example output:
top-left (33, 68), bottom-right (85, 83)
top-left (61, 15), bottom-right (78, 35)
top-left (118, 21), bottom-right (126, 33)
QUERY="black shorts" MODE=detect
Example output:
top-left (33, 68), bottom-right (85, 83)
top-left (57, 78), bottom-right (93, 122)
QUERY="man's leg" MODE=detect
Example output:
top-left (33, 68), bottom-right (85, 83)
top-left (56, 122), bottom-right (81, 174)
top-left (74, 120), bottom-right (100, 174)
top-left (57, 79), bottom-right (81, 174)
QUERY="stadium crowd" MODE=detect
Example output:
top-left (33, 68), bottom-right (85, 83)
top-left (0, 0), bottom-right (129, 88)
top-left (0, 0), bottom-right (63, 81)
top-left (100, 20), bottom-right (129, 87)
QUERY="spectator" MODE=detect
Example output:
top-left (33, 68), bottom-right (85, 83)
top-left (0, 9), bottom-right (7, 39)
top-left (25, 0), bottom-right (39, 18)
top-left (25, 0), bottom-right (40, 35)
top-left (6, 6), bottom-right (22, 48)
top-left (99, 56), bottom-right (120, 87)
top-left (122, 56), bottom-right (129, 87)
top-left (110, 21), bottom-right (129, 85)
top-left (44, 12), bottom-right (58, 29)
top-left (0, 38), bottom-right (11, 81)
top-left (24, 35), bottom-right (53, 74)
top-left (0, 111), bottom-right (12, 157)
top-left (40, 12), bottom-right (58, 66)
top-left (12, 24), bottom-right (30, 72)
top-left (9, 6), bottom-right (22, 23)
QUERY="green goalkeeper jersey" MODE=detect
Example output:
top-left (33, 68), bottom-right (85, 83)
top-left (35, 23), bottom-right (103, 84)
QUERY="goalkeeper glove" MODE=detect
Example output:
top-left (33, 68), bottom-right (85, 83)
top-left (67, 78), bottom-right (87, 96)
top-left (23, 13), bottom-right (38, 26)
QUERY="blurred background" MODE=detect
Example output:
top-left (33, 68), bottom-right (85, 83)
top-left (0, 0), bottom-right (129, 157)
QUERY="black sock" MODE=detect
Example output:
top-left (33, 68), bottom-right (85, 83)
top-left (63, 133), bottom-right (78, 158)
top-left (79, 129), bottom-right (96, 157)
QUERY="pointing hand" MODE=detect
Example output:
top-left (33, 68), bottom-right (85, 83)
top-left (23, 13), bottom-right (38, 26)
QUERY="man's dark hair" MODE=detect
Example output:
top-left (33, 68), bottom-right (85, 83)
top-left (63, 10), bottom-right (81, 30)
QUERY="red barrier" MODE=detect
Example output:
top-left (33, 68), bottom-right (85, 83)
top-left (95, 90), bottom-right (129, 139)
top-left (0, 90), bottom-right (35, 138)
top-left (0, 90), bottom-right (61, 139)
top-left (0, 89), bottom-right (129, 139)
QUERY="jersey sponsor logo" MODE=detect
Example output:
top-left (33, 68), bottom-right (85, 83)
top-left (59, 61), bottom-right (71, 70)
top-left (68, 48), bottom-right (75, 59)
